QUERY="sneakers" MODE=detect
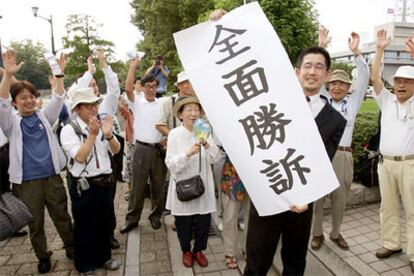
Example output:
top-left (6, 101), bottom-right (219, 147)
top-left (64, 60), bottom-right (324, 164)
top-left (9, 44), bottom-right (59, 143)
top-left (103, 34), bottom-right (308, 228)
top-left (311, 235), bottom-right (325, 250)
top-left (375, 247), bottom-right (402, 259)
top-left (330, 234), bottom-right (349, 250)
top-left (102, 259), bottom-right (120, 270)
top-left (37, 257), bottom-right (51, 274)
top-left (182, 251), bottom-right (193, 267)
top-left (193, 251), bottom-right (208, 267)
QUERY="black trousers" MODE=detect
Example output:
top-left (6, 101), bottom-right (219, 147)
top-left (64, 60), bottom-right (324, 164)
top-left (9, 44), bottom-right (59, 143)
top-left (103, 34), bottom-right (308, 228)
top-left (244, 203), bottom-right (313, 276)
top-left (174, 213), bottom-right (211, 253)
top-left (0, 143), bottom-right (10, 194)
top-left (69, 176), bottom-right (113, 272)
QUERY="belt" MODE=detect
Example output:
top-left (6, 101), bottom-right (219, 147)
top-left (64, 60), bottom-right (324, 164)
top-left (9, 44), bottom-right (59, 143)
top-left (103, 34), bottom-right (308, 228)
top-left (337, 146), bottom-right (352, 152)
top-left (136, 140), bottom-right (159, 148)
top-left (382, 154), bottom-right (414, 161)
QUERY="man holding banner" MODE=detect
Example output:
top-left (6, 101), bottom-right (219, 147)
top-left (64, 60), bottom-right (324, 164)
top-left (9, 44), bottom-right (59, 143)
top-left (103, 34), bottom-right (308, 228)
top-left (173, 3), bottom-right (345, 275)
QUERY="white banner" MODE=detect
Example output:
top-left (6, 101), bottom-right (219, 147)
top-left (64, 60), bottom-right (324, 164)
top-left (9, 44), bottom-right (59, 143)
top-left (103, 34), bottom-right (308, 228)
top-left (173, 2), bottom-right (339, 216)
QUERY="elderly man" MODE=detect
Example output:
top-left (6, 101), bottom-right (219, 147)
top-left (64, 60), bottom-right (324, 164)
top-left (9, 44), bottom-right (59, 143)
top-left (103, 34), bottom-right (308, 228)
top-left (371, 29), bottom-right (414, 273)
top-left (311, 31), bottom-right (370, 251)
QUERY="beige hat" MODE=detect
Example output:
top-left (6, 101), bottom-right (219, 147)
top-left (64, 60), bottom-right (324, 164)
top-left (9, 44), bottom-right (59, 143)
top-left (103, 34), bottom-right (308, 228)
top-left (175, 71), bottom-right (189, 85)
top-left (173, 96), bottom-right (201, 118)
top-left (70, 87), bottom-right (103, 111)
top-left (327, 69), bottom-right (352, 84)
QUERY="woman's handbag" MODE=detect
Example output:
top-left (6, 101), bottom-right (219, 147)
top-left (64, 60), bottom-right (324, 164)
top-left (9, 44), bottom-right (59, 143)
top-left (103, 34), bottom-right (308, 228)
top-left (176, 150), bottom-right (205, 201)
top-left (0, 192), bottom-right (33, 241)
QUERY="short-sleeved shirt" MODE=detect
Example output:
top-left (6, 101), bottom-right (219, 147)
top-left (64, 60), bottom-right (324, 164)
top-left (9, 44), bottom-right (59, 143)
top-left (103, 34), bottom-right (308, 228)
top-left (21, 114), bottom-right (55, 181)
top-left (374, 88), bottom-right (414, 156)
top-left (150, 66), bottom-right (170, 94)
top-left (129, 97), bottom-right (163, 143)
top-left (156, 93), bottom-right (181, 130)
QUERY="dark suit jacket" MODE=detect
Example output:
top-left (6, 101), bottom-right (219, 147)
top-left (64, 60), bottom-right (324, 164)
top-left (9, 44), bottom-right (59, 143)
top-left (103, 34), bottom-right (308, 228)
top-left (315, 99), bottom-right (347, 160)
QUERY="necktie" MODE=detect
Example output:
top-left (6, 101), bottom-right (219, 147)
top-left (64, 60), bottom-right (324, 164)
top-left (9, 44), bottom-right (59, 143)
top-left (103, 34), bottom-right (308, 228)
top-left (306, 96), bottom-right (310, 102)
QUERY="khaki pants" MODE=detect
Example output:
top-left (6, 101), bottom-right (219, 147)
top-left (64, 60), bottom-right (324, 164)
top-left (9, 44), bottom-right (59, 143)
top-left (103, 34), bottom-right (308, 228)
top-left (13, 175), bottom-right (74, 259)
top-left (378, 159), bottom-right (414, 261)
top-left (222, 194), bottom-right (250, 257)
top-left (312, 150), bottom-right (353, 238)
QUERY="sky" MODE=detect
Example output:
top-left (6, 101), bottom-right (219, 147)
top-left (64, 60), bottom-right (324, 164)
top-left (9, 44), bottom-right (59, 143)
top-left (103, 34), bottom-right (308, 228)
top-left (0, 0), bottom-right (403, 60)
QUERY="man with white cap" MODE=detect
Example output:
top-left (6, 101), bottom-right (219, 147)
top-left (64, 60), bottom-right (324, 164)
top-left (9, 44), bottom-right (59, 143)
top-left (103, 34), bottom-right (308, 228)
top-left (311, 31), bottom-right (370, 251)
top-left (371, 29), bottom-right (414, 272)
top-left (60, 87), bottom-right (121, 274)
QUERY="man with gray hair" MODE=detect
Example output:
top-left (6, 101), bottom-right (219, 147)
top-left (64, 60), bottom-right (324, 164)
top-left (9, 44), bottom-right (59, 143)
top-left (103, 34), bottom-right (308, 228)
top-left (371, 29), bottom-right (414, 273)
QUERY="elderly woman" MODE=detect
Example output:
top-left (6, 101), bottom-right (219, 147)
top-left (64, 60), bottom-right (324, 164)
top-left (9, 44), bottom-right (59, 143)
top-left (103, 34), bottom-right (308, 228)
top-left (165, 96), bottom-right (219, 268)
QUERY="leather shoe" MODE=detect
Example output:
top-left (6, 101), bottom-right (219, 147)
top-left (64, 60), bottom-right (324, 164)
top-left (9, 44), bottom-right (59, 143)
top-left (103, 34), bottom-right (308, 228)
top-left (182, 251), bottom-right (193, 267)
top-left (330, 234), bottom-right (349, 250)
top-left (12, 229), bottom-right (28, 237)
top-left (65, 247), bottom-right (75, 259)
top-left (119, 222), bottom-right (138, 234)
top-left (311, 235), bottom-right (324, 250)
top-left (410, 261), bottom-right (414, 273)
top-left (38, 257), bottom-right (51, 274)
top-left (149, 217), bottom-right (161, 230)
top-left (375, 247), bottom-right (402, 259)
top-left (193, 251), bottom-right (208, 267)
top-left (110, 237), bottom-right (120, 249)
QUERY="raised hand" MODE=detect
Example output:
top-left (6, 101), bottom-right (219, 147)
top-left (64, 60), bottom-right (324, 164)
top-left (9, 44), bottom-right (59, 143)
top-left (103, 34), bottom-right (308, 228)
top-left (348, 32), bottom-right (360, 54)
top-left (97, 49), bottom-right (107, 68)
top-left (318, 26), bottom-right (331, 48)
top-left (376, 29), bottom-right (391, 50)
top-left (2, 49), bottom-right (24, 75)
top-left (130, 57), bottom-right (140, 69)
top-left (100, 114), bottom-right (114, 138)
top-left (87, 57), bottom-right (96, 74)
top-left (57, 52), bottom-right (68, 73)
top-left (209, 8), bottom-right (227, 21)
top-left (405, 33), bottom-right (414, 59)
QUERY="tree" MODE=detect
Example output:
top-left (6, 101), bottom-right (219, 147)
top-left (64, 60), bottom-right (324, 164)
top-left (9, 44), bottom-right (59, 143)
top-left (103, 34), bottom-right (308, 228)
top-left (8, 40), bottom-right (50, 89)
top-left (130, 0), bottom-right (215, 87)
top-left (62, 14), bottom-right (117, 81)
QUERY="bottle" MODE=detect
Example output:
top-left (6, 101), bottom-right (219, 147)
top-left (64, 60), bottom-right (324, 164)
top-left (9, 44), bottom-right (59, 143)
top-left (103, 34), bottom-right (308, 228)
top-left (44, 53), bottom-right (63, 76)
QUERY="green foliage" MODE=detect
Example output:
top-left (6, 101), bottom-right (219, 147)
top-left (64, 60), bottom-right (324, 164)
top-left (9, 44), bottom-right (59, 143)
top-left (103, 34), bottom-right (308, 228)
top-left (8, 40), bottom-right (50, 89)
top-left (62, 14), bottom-right (117, 82)
top-left (359, 98), bottom-right (379, 113)
top-left (352, 111), bottom-right (380, 180)
top-left (331, 62), bottom-right (354, 77)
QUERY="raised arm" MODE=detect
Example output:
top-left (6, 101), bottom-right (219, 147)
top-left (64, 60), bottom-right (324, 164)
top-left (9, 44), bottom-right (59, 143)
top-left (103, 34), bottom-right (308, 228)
top-left (97, 50), bottom-right (121, 115)
top-left (349, 32), bottom-right (370, 106)
top-left (318, 26), bottom-right (331, 48)
top-left (125, 57), bottom-right (140, 102)
top-left (0, 50), bottom-right (24, 100)
top-left (371, 30), bottom-right (391, 94)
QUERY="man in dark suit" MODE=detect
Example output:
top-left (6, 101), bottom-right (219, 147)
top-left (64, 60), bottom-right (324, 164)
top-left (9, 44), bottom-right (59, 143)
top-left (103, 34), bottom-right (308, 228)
top-left (244, 46), bottom-right (346, 276)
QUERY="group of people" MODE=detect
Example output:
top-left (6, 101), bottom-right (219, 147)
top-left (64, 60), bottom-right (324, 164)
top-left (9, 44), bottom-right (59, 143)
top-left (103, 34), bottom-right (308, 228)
top-left (1, 8), bottom-right (414, 276)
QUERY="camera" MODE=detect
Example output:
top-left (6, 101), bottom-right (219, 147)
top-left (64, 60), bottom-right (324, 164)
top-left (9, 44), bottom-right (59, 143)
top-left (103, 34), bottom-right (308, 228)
top-left (77, 177), bottom-right (90, 192)
top-left (155, 59), bottom-right (161, 66)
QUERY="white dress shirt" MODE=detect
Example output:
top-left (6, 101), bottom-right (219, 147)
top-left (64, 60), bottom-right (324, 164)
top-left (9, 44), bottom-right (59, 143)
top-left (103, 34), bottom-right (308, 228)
top-left (60, 117), bottom-right (113, 177)
top-left (322, 55), bottom-right (370, 147)
top-left (165, 125), bottom-right (219, 216)
top-left (307, 92), bottom-right (325, 118)
top-left (374, 88), bottom-right (414, 156)
top-left (129, 97), bottom-right (163, 143)
top-left (0, 129), bottom-right (7, 148)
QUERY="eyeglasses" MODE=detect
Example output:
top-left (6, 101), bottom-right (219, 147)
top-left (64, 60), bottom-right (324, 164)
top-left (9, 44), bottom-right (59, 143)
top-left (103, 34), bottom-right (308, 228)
top-left (394, 78), bottom-right (414, 85)
top-left (144, 84), bottom-right (157, 89)
top-left (81, 103), bottom-right (99, 110)
top-left (300, 63), bottom-right (327, 71)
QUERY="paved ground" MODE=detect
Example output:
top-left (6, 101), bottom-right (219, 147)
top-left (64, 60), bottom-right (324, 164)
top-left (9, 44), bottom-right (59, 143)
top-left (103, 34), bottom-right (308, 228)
top-left (1, 182), bottom-right (413, 276)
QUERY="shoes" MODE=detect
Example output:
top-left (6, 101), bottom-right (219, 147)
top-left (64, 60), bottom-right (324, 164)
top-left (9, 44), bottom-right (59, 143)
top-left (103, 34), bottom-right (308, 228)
top-left (65, 247), bottom-right (75, 259)
top-left (375, 247), bottom-right (402, 259)
top-left (193, 251), bottom-right (208, 267)
top-left (119, 222), bottom-right (138, 234)
top-left (311, 235), bottom-right (325, 250)
top-left (110, 237), bottom-right (120, 249)
top-left (37, 257), bottom-right (51, 274)
top-left (217, 222), bottom-right (223, 232)
top-left (172, 221), bottom-right (176, 231)
top-left (80, 271), bottom-right (94, 276)
top-left (225, 255), bottom-right (238, 269)
top-left (12, 229), bottom-right (28, 237)
top-left (410, 261), bottom-right (414, 273)
top-left (182, 251), bottom-right (193, 267)
top-left (149, 217), bottom-right (161, 230)
top-left (102, 259), bottom-right (120, 270)
top-left (330, 234), bottom-right (349, 250)
top-left (238, 221), bottom-right (245, 231)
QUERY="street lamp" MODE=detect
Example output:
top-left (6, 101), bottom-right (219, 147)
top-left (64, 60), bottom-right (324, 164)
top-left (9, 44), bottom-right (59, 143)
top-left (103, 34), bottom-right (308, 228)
top-left (31, 6), bottom-right (56, 55)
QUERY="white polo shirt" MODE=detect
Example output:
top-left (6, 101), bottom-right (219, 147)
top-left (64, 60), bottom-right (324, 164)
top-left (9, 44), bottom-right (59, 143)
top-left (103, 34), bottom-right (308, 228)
top-left (60, 117), bottom-right (113, 177)
top-left (374, 88), bottom-right (414, 156)
top-left (129, 96), bottom-right (163, 144)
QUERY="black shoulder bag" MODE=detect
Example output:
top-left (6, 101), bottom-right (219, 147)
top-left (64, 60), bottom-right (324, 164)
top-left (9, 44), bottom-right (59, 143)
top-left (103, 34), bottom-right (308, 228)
top-left (175, 150), bottom-right (205, 201)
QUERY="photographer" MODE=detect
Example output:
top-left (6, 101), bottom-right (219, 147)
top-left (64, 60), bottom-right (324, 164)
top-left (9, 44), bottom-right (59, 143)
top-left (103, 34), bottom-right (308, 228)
top-left (145, 55), bottom-right (170, 97)
top-left (60, 87), bottom-right (121, 274)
